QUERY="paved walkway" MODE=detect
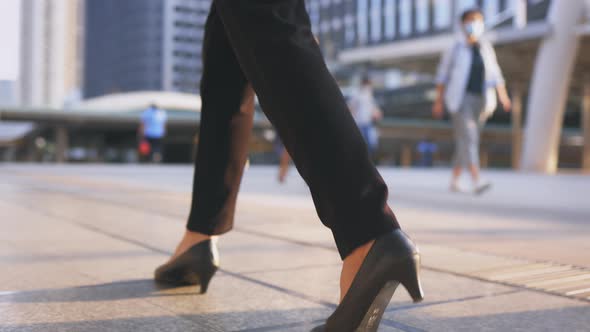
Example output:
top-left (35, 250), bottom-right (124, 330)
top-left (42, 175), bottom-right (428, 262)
top-left (1, 164), bottom-right (589, 331)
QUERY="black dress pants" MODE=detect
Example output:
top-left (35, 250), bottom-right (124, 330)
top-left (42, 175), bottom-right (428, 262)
top-left (186, 0), bottom-right (399, 260)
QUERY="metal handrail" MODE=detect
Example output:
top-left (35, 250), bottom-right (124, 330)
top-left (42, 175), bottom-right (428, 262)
top-left (486, 9), bottom-right (516, 29)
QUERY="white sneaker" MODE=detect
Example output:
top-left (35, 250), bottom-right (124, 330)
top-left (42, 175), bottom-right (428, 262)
top-left (450, 182), bottom-right (467, 193)
top-left (474, 181), bottom-right (492, 195)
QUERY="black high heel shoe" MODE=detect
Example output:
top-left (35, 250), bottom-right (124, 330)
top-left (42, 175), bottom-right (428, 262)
top-left (154, 239), bottom-right (219, 294)
top-left (312, 230), bottom-right (424, 332)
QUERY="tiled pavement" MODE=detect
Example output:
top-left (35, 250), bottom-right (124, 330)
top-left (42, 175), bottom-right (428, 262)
top-left (1, 164), bottom-right (589, 331)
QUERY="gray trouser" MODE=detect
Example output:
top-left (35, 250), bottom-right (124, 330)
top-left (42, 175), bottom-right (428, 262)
top-left (451, 93), bottom-right (486, 168)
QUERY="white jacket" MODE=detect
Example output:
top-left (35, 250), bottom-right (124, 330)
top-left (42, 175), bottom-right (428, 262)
top-left (436, 37), bottom-right (505, 115)
top-left (350, 87), bottom-right (379, 126)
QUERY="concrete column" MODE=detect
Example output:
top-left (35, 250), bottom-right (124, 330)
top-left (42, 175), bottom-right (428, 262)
top-left (161, 0), bottom-right (175, 91)
top-left (480, 147), bottom-right (489, 168)
top-left (513, 0), bottom-right (528, 29)
top-left (583, 82), bottom-right (590, 171)
top-left (520, 1), bottom-right (585, 173)
top-left (511, 85), bottom-right (523, 169)
top-left (25, 136), bottom-right (38, 162)
top-left (401, 143), bottom-right (413, 167)
top-left (55, 125), bottom-right (69, 163)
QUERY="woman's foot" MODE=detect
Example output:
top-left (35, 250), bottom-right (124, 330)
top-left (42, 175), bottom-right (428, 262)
top-left (450, 181), bottom-right (467, 193)
top-left (154, 230), bottom-right (219, 293)
top-left (473, 180), bottom-right (492, 195)
top-left (313, 230), bottom-right (423, 332)
top-left (168, 230), bottom-right (212, 262)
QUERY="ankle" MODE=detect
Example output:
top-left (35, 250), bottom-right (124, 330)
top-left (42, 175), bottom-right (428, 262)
top-left (340, 239), bottom-right (375, 301)
top-left (183, 230), bottom-right (212, 243)
top-left (346, 240), bottom-right (374, 262)
top-left (170, 231), bottom-right (213, 261)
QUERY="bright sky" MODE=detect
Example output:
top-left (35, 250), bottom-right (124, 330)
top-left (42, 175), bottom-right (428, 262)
top-left (0, 0), bottom-right (21, 80)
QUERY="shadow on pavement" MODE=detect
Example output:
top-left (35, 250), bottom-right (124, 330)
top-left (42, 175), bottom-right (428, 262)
top-left (0, 279), bottom-right (198, 303)
top-left (2, 306), bottom-right (589, 332)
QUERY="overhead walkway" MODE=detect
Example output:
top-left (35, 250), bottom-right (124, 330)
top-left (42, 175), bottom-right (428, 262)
top-left (1, 106), bottom-right (583, 166)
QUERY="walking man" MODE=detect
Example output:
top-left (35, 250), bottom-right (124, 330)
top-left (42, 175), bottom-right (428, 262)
top-left (139, 103), bottom-right (167, 163)
top-left (350, 76), bottom-right (383, 158)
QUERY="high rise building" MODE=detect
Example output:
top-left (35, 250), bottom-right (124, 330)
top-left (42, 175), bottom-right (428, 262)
top-left (19, 0), bottom-right (84, 108)
top-left (306, 0), bottom-right (516, 61)
top-left (83, 0), bottom-right (210, 99)
top-left (0, 80), bottom-right (16, 107)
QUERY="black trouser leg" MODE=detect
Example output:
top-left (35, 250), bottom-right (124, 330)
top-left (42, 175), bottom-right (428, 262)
top-left (186, 5), bottom-right (254, 235)
top-left (212, 0), bottom-right (399, 259)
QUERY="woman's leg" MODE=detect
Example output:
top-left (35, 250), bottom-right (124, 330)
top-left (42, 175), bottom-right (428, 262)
top-left (463, 96), bottom-right (483, 183)
top-left (172, 5), bottom-right (255, 260)
top-left (278, 148), bottom-right (291, 183)
top-left (358, 124), bottom-right (375, 157)
top-left (212, 0), bottom-right (399, 260)
top-left (451, 113), bottom-right (466, 189)
top-left (468, 96), bottom-right (493, 193)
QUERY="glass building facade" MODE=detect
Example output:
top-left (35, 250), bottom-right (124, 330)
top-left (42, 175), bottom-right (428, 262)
top-left (83, 0), bottom-right (551, 98)
top-left (84, 0), bottom-right (210, 99)
top-left (306, 0), bottom-right (550, 59)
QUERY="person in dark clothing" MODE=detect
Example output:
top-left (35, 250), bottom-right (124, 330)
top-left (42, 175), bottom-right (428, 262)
top-left (417, 138), bottom-right (438, 167)
top-left (154, 2), bottom-right (423, 331)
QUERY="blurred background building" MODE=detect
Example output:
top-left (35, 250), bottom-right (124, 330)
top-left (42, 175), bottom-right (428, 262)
top-left (84, 0), bottom-right (209, 99)
top-left (2, 0), bottom-right (590, 172)
top-left (308, 0), bottom-right (589, 172)
top-left (19, 0), bottom-right (84, 108)
top-left (0, 80), bottom-right (17, 107)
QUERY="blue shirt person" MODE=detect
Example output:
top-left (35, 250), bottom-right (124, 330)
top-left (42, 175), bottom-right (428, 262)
top-left (141, 104), bottom-right (168, 139)
top-left (416, 139), bottom-right (438, 167)
top-left (139, 104), bottom-right (167, 162)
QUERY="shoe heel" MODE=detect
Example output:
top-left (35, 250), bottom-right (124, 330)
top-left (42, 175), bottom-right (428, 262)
top-left (398, 254), bottom-right (424, 303)
top-left (199, 266), bottom-right (217, 294)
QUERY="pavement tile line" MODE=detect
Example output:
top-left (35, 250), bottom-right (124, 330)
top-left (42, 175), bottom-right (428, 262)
top-left (7, 167), bottom-right (590, 225)
top-left (4, 170), bottom-right (590, 331)
top-left (0, 196), bottom-right (344, 312)
top-left (5, 174), bottom-right (590, 305)
top-left (235, 318), bottom-right (428, 332)
top-left (7, 182), bottom-right (590, 306)
top-left (2, 198), bottom-right (427, 332)
top-left (385, 289), bottom-right (522, 313)
top-left (465, 260), bottom-right (590, 302)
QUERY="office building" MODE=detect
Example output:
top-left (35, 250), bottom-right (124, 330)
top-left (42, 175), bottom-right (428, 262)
top-left (19, 0), bottom-right (84, 108)
top-left (0, 81), bottom-right (16, 107)
top-left (84, 0), bottom-right (211, 99)
top-left (307, 0), bottom-right (535, 60)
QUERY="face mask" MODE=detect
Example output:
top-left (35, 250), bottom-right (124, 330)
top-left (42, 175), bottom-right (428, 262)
top-left (464, 20), bottom-right (485, 39)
